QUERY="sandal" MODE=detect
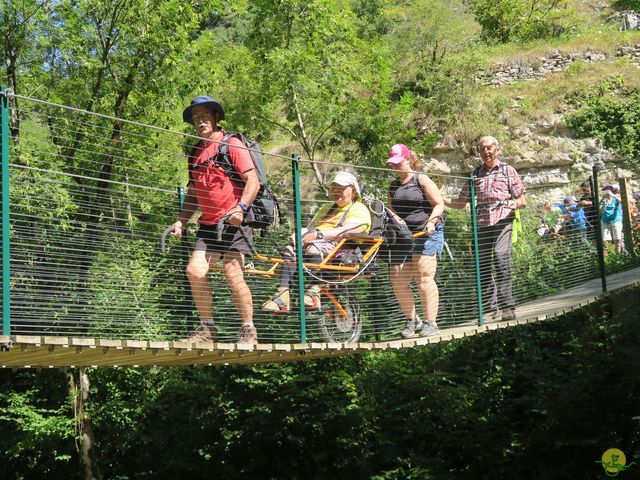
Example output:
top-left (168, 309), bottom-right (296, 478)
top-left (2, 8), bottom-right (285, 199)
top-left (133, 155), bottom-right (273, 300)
top-left (262, 288), bottom-right (290, 313)
top-left (304, 285), bottom-right (322, 310)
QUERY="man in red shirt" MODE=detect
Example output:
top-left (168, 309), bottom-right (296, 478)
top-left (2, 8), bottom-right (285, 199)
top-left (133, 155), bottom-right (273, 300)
top-left (445, 136), bottom-right (526, 322)
top-left (171, 96), bottom-right (260, 344)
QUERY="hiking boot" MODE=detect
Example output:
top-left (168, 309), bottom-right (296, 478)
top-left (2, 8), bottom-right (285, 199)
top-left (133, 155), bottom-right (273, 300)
top-left (419, 322), bottom-right (440, 337)
top-left (184, 322), bottom-right (216, 342)
top-left (401, 316), bottom-right (420, 338)
top-left (262, 287), bottom-right (290, 313)
top-left (304, 285), bottom-right (322, 310)
top-left (502, 308), bottom-right (516, 321)
top-left (237, 323), bottom-right (258, 345)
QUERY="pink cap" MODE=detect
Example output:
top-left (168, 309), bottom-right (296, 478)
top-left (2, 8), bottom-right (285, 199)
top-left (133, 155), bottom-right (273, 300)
top-left (387, 143), bottom-right (410, 164)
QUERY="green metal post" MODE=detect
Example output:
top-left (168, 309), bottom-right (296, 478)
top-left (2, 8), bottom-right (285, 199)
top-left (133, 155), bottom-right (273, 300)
top-left (291, 154), bottom-right (307, 343)
top-left (469, 173), bottom-right (484, 325)
top-left (1, 88), bottom-right (10, 336)
top-left (592, 167), bottom-right (607, 292)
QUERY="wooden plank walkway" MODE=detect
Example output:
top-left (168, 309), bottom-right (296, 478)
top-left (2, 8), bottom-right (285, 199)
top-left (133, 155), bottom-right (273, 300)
top-left (1, 267), bottom-right (638, 368)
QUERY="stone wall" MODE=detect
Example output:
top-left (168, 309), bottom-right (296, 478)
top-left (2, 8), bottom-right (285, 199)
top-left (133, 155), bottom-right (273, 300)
top-left (477, 44), bottom-right (640, 87)
top-left (607, 10), bottom-right (640, 31)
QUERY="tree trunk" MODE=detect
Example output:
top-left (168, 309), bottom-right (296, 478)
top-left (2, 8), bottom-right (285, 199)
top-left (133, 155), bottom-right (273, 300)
top-left (68, 368), bottom-right (102, 480)
top-left (292, 90), bottom-right (327, 193)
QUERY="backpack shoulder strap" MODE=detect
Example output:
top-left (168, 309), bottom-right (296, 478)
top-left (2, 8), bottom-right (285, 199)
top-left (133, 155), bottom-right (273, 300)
top-left (215, 132), bottom-right (244, 184)
top-left (499, 162), bottom-right (515, 198)
top-left (320, 202), bottom-right (355, 228)
top-left (187, 143), bottom-right (204, 183)
top-left (412, 172), bottom-right (429, 197)
top-left (336, 202), bottom-right (356, 228)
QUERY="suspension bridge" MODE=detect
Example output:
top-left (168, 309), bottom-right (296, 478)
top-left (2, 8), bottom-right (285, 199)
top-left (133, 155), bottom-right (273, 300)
top-left (1, 91), bottom-right (639, 368)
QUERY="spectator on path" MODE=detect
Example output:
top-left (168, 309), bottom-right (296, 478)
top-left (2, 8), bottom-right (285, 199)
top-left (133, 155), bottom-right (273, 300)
top-left (171, 96), bottom-right (260, 344)
top-left (444, 136), bottom-right (526, 322)
top-left (599, 183), bottom-right (624, 254)
top-left (578, 179), bottom-right (597, 239)
top-left (386, 144), bottom-right (445, 338)
top-left (559, 195), bottom-right (588, 243)
top-left (540, 201), bottom-right (563, 237)
top-left (261, 171), bottom-right (371, 313)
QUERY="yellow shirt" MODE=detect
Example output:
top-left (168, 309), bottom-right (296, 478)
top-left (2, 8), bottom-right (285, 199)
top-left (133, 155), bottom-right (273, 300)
top-left (313, 201), bottom-right (371, 234)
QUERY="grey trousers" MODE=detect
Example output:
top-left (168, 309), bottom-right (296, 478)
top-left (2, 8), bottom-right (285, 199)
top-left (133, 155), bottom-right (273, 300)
top-left (477, 217), bottom-right (515, 313)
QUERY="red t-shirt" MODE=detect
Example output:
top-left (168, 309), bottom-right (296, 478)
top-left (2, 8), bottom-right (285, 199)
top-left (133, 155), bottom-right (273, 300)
top-left (188, 133), bottom-right (254, 225)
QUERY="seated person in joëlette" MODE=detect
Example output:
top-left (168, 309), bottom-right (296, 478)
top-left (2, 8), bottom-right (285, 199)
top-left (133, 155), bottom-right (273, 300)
top-left (262, 171), bottom-right (372, 312)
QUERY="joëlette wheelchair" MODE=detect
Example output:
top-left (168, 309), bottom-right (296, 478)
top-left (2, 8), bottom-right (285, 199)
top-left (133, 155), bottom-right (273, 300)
top-left (161, 199), bottom-right (426, 344)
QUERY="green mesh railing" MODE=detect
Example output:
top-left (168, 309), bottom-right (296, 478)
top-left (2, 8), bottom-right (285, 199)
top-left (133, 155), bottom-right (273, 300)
top-left (1, 90), bottom-right (638, 345)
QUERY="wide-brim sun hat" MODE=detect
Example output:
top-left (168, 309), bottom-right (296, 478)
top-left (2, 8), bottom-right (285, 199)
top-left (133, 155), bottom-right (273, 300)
top-left (183, 95), bottom-right (225, 123)
top-left (387, 143), bottom-right (410, 164)
top-left (332, 171), bottom-right (361, 197)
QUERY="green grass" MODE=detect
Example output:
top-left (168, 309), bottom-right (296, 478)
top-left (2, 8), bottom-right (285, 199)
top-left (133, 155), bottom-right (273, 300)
top-left (476, 25), bottom-right (640, 67)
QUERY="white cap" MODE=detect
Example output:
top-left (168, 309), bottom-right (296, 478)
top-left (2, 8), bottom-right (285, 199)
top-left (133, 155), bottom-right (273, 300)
top-left (331, 171), bottom-right (360, 196)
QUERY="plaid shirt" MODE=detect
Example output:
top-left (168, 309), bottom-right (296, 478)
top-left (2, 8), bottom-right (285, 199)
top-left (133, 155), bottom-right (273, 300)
top-left (459, 160), bottom-right (526, 227)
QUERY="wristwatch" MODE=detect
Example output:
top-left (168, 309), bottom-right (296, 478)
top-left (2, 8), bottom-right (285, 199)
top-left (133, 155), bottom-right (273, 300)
top-left (316, 230), bottom-right (324, 240)
top-left (237, 202), bottom-right (250, 213)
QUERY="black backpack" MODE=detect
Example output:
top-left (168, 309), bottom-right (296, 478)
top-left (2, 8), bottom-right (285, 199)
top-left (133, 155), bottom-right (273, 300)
top-left (368, 199), bottom-right (414, 263)
top-left (191, 132), bottom-right (279, 229)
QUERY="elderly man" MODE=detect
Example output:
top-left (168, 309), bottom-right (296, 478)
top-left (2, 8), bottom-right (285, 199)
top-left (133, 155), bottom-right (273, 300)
top-left (262, 171), bottom-right (371, 312)
top-left (445, 136), bottom-right (526, 321)
top-left (171, 95), bottom-right (260, 344)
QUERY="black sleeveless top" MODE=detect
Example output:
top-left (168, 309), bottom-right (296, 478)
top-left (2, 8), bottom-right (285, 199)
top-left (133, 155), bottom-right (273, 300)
top-left (389, 174), bottom-right (434, 232)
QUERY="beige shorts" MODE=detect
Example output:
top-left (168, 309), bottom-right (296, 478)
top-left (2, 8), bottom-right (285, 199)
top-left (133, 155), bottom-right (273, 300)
top-left (602, 222), bottom-right (622, 242)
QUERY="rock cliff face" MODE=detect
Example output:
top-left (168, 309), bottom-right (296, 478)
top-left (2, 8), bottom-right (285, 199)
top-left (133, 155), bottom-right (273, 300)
top-left (425, 130), bottom-right (634, 200)
top-left (423, 45), bottom-right (640, 197)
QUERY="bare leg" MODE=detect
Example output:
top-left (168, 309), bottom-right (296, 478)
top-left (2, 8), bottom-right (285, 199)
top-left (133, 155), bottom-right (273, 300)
top-left (415, 253), bottom-right (439, 324)
top-left (186, 250), bottom-right (220, 323)
top-left (390, 261), bottom-right (416, 320)
top-left (223, 251), bottom-right (253, 324)
top-left (614, 239), bottom-right (622, 254)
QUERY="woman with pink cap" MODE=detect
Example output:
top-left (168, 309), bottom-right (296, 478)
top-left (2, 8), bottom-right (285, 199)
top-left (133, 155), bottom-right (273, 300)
top-left (386, 144), bottom-right (445, 337)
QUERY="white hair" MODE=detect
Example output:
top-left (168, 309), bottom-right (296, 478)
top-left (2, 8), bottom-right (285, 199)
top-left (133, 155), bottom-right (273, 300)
top-left (479, 136), bottom-right (500, 149)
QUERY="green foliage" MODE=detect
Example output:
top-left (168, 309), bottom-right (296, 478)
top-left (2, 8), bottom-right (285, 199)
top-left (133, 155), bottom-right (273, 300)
top-left (612, 0), bottom-right (640, 12)
top-left (565, 79), bottom-right (640, 165)
top-left (471, 0), bottom-right (573, 43)
top-left (385, 0), bottom-right (480, 83)
top-left (0, 371), bottom-right (76, 477)
top-left (87, 240), bottom-right (178, 339)
top-left (511, 211), bottom-right (599, 298)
